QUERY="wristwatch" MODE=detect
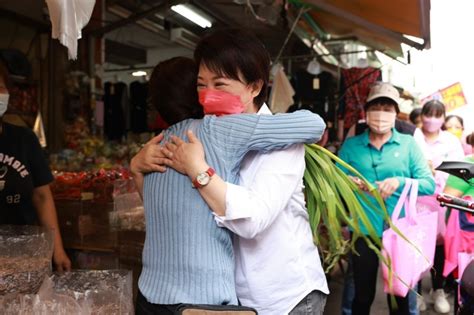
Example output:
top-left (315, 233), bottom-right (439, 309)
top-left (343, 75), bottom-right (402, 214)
top-left (192, 167), bottom-right (216, 188)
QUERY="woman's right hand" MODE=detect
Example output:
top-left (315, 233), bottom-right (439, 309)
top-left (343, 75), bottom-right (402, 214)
top-left (130, 133), bottom-right (169, 175)
top-left (161, 130), bottom-right (208, 177)
top-left (349, 176), bottom-right (369, 192)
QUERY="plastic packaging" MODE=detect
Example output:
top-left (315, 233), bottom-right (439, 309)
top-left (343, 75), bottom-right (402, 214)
top-left (0, 225), bottom-right (54, 295)
top-left (0, 270), bottom-right (133, 314)
top-left (51, 270), bottom-right (133, 314)
top-left (110, 191), bottom-right (145, 232)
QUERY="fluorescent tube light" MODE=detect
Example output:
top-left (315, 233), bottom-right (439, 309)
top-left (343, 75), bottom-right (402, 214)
top-left (171, 4), bottom-right (212, 28)
top-left (302, 38), bottom-right (312, 48)
top-left (132, 71), bottom-right (147, 77)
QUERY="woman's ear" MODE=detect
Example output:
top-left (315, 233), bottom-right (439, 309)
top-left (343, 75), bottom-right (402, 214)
top-left (250, 80), bottom-right (263, 98)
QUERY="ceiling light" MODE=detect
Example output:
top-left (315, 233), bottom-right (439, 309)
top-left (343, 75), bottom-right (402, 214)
top-left (312, 40), bottom-right (338, 66)
top-left (302, 38), bottom-right (312, 48)
top-left (171, 4), bottom-right (212, 28)
top-left (132, 70), bottom-right (147, 77)
top-left (307, 58), bottom-right (321, 75)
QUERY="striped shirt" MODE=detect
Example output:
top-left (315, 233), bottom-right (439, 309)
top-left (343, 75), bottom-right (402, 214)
top-left (139, 110), bottom-right (326, 305)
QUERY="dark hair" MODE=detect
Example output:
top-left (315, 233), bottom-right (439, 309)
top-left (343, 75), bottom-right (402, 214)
top-left (194, 28), bottom-right (270, 108)
top-left (409, 108), bottom-right (422, 124)
top-left (149, 57), bottom-right (203, 126)
top-left (365, 97), bottom-right (398, 112)
top-left (0, 61), bottom-right (12, 92)
top-left (444, 115), bottom-right (464, 128)
top-left (467, 132), bottom-right (474, 146)
top-left (421, 100), bottom-right (445, 117)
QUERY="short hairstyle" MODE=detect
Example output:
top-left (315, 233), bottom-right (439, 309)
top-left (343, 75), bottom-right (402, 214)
top-left (421, 100), bottom-right (445, 117)
top-left (0, 61), bottom-right (12, 92)
top-left (364, 97), bottom-right (399, 112)
top-left (409, 108), bottom-right (422, 124)
top-left (194, 28), bottom-right (270, 108)
top-left (444, 114), bottom-right (464, 128)
top-left (467, 132), bottom-right (474, 146)
top-left (148, 57), bottom-right (203, 126)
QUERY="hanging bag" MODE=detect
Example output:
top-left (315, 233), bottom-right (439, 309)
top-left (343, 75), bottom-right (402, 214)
top-left (381, 178), bottom-right (437, 297)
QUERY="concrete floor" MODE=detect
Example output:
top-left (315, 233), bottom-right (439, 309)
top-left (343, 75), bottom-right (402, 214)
top-left (323, 263), bottom-right (456, 315)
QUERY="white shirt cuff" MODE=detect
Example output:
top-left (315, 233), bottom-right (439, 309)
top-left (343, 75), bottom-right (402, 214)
top-left (214, 183), bottom-right (254, 225)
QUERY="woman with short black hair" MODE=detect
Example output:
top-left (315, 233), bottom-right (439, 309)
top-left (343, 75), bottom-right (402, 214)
top-left (132, 31), bottom-right (327, 313)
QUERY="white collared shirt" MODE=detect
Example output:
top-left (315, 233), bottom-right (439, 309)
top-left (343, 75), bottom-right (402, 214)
top-left (414, 128), bottom-right (465, 192)
top-left (214, 104), bottom-right (329, 315)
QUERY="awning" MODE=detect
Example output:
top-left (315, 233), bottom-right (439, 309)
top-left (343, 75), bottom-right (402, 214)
top-left (292, 0), bottom-right (431, 59)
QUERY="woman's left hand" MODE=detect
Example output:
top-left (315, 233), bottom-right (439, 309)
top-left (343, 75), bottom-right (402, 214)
top-left (376, 178), bottom-right (400, 199)
top-left (53, 247), bottom-right (72, 272)
top-left (161, 130), bottom-right (208, 176)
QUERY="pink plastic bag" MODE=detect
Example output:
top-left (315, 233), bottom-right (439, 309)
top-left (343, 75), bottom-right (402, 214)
top-left (382, 179), bottom-right (438, 297)
top-left (416, 195), bottom-right (447, 244)
top-left (443, 196), bottom-right (474, 277)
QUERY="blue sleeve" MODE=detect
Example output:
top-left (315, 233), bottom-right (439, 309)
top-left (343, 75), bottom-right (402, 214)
top-left (396, 137), bottom-right (435, 195)
top-left (206, 110), bottom-right (326, 161)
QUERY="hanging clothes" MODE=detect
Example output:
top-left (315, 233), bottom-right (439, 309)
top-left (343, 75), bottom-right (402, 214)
top-left (103, 82), bottom-right (127, 141)
top-left (129, 81), bottom-right (149, 133)
top-left (269, 64), bottom-right (295, 113)
top-left (338, 67), bottom-right (382, 130)
top-left (45, 0), bottom-right (96, 60)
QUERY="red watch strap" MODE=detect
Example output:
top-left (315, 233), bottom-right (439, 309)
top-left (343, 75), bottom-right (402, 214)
top-left (207, 167), bottom-right (216, 177)
top-left (192, 167), bottom-right (215, 188)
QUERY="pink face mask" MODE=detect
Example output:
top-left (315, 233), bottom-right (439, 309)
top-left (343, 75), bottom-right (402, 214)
top-left (198, 89), bottom-right (245, 116)
top-left (366, 111), bottom-right (396, 134)
top-left (422, 116), bottom-right (444, 133)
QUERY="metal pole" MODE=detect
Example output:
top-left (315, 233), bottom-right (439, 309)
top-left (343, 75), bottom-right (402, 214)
top-left (274, 7), bottom-right (306, 65)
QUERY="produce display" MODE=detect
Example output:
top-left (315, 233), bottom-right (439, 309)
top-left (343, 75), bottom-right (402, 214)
top-left (50, 169), bottom-right (133, 201)
top-left (51, 118), bottom-right (144, 172)
top-left (0, 226), bottom-right (53, 296)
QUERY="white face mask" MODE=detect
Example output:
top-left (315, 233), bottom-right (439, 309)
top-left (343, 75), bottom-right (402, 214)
top-left (366, 111), bottom-right (396, 135)
top-left (0, 93), bottom-right (9, 116)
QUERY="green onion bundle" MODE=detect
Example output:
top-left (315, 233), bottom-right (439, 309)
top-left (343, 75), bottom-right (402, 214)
top-left (304, 144), bottom-right (392, 272)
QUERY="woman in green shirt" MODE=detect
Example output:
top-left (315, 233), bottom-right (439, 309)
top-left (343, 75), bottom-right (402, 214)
top-left (338, 82), bottom-right (435, 315)
top-left (443, 157), bottom-right (474, 200)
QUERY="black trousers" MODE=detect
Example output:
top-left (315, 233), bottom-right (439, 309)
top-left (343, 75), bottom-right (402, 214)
top-left (351, 237), bottom-right (410, 315)
top-left (136, 290), bottom-right (180, 315)
top-left (431, 244), bottom-right (446, 290)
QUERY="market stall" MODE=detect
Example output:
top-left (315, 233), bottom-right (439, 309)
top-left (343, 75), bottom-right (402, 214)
top-left (0, 0), bottom-right (435, 313)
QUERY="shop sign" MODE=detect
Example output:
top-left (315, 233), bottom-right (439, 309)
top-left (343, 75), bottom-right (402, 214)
top-left (421, 82), bottom-right (467, 112)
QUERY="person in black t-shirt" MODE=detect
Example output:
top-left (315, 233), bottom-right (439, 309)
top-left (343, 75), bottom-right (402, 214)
top-left (0, 63), bottom-right (71, 271)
